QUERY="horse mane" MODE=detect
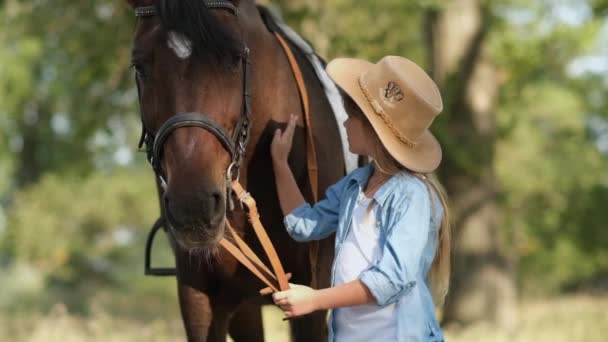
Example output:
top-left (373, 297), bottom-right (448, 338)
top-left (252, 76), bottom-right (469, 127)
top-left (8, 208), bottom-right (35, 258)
top-left (157, 0), bottom-right (244, 65)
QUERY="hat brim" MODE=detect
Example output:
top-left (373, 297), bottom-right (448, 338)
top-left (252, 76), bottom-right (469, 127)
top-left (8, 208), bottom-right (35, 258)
top-left (327, 58), bottom-right (442, 173)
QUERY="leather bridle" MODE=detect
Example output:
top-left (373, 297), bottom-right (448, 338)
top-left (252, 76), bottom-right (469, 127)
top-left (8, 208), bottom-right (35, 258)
top-left (133, 1), bottom-right (292, 293)
top-left (134, 1), bottom-right (251, 211)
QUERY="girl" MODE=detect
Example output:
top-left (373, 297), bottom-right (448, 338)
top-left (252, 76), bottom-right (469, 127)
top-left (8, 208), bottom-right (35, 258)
top-left (270, 56), bottom-right (450, 342)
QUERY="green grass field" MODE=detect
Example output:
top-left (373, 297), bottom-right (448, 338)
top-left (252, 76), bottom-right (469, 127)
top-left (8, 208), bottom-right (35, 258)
top-left (2, 294), bottom-right (607, 341)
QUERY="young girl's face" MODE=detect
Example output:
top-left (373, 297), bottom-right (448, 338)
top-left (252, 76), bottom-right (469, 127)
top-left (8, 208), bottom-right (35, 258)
top-left (343, 97), bottom-right (376, 156)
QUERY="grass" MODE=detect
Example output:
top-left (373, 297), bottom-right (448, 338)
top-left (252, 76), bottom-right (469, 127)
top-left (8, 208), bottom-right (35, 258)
top-left (444, 294), bottom-right (608, 342)
top-left (2, 294), bottom-right (607, 341)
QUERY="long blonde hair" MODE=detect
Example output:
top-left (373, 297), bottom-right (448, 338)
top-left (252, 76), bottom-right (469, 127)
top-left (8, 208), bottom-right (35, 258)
top-left (350, 102), bottom-right (451, 307)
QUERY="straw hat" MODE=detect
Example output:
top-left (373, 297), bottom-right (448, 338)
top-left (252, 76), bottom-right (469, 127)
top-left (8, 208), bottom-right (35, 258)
top-left (327, 56), bottom-right (443, 173)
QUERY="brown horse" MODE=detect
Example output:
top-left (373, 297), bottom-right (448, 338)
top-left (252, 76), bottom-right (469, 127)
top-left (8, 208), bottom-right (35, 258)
top-left (125, 1), bottom-right (346, 341)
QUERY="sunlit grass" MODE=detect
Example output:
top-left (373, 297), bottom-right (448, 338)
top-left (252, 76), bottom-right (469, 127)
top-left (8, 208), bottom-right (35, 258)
top-left (444, 294), bottom-right (608, 342)
top-left (2, 294), bottom-right (607, 341)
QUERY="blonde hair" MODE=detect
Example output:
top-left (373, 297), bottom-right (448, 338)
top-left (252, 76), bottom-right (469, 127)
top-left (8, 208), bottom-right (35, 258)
top-left (361, 112), bottom-right (451, 307)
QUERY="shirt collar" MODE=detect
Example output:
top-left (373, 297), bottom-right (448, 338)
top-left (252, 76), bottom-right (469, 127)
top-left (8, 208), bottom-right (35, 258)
top-left (348, 163), bottom-right (373, 185)
top-left (373, 175), bottom-right (400, 208)
top-left (348, 163), bottom-right (398, 208)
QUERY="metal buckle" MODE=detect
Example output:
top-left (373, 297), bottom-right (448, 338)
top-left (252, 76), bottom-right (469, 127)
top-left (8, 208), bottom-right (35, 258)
top-left (238, 191), bottom-right (251, 203)
top-left (135, 6), bottom-right (156, 17)
top-left (158, 175), bottom-right (168, 191)
top-left (226, 162), bottom-right (241, 182)
top-left (243, 47), bottom-right (250, 58)
top-left (238, 140), bottom-right (247, 155)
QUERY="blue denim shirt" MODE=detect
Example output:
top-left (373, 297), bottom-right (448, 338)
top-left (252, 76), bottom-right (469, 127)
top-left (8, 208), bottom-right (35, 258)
top-left (284, 164), bottom-right (445, 342)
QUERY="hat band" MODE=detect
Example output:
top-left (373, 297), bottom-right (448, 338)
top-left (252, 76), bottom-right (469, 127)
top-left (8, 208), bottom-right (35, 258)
top-left (358, 77), bottom-right (417, 149)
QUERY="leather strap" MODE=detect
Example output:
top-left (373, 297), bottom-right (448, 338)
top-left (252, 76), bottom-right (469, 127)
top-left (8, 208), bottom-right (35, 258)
top-left (225, 220), bottom-right (276, 281)
top-left (218, 181), bottom-right (289, 292)
top-left (231, 181), bottom-right (290, 291)
top-left (220, 230), bottom-right (280, 292)
top-left (274, 32), bottom-right (319, 203)
top-left (152, 113), bottom-right (235, 172)
top-left (274, 31), bottom-right (322, 290)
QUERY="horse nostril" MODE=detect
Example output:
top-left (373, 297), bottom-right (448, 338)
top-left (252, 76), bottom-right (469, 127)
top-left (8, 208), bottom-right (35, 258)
top-left (211, 192), bottom-right (222, 212)
top-left (161, 189), bottom-right (225, 229)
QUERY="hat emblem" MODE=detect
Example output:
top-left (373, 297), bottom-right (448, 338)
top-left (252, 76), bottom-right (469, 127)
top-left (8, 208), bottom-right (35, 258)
top-left (384, 81), bottom-right (404, 102)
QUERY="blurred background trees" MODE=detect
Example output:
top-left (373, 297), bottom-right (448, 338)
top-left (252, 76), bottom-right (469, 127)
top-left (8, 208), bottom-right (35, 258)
top-left (1, 0), bottom-right (607, 340)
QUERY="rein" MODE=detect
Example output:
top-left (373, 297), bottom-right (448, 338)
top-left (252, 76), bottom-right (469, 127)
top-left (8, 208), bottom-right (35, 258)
top-left (136, 2), bottom-right (319, 293)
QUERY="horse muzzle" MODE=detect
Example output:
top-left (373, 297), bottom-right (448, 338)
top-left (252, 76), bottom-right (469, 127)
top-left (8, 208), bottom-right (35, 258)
top-left (163, 190), bottom-right (226, 249)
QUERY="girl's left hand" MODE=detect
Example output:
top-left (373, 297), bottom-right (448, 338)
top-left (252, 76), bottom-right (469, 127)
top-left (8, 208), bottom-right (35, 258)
top-left (270, 114), bottom-right (298, 166)
top-left (272, 284), bottom-right (319, 318)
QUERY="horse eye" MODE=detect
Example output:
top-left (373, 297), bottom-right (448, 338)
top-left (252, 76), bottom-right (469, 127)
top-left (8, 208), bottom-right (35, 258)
top-left (131, 62), bottom-right (150, 80)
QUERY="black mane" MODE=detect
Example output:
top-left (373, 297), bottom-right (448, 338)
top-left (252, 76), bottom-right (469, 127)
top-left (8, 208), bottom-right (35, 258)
top-left (157, 0), bottom-right (244, 64)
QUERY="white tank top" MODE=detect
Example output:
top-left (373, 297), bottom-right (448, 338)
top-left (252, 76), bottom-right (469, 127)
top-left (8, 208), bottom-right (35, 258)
top-left (333, 191), bottom-right (398, 342)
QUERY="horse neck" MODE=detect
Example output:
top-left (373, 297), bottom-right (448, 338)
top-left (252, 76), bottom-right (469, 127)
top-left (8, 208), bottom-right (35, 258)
top-left (245, 10), bottom-right (321, 135)
top-left (237, 5), bottom-right (332, 196)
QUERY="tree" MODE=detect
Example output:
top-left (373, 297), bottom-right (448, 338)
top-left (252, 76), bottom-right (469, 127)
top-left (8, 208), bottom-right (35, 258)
top-left (0, 0), bottom-right (138, 189)
top-left (425, 0), bottom-right (516, 328)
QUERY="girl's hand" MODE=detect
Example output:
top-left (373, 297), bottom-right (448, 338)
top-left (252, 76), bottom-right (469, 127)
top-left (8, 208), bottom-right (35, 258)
top-left (271, 114), bottom-right (298, 166)
top-left (272, 284), bottom-right (319, 318)
top-left (258, 273), bottom-right (293, 296)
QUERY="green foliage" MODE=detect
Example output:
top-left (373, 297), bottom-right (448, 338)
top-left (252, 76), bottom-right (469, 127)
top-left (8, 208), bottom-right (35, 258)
top-left (1, 168), bottom-right (176, 314)
top-left (275, 0), bottom-right (426, 64)
top-left (0, 0), bottom-right (137, 186)
top-left (490, 2), bottom-right (608, 293)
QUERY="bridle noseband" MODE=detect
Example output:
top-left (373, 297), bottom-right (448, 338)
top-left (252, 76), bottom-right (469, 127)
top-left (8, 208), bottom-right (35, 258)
top-left (134, 1), bottom-right (251, 210)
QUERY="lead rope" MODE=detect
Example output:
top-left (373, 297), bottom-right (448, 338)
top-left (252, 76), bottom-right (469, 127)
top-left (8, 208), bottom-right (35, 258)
top-left (220, 181), bottom-right (290, 292)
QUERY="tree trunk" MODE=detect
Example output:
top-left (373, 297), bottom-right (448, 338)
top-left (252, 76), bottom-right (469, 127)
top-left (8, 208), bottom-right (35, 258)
top-left (425, 0), bottom-right (516, 331)
top-left (15, 105), bottom-right (47, 188)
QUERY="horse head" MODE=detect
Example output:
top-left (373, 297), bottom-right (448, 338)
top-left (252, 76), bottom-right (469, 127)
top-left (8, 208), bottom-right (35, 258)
top-left (126, 0), bottom-right (255, 250)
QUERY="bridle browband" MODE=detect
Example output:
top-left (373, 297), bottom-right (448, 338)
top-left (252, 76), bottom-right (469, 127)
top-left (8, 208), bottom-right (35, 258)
top-left (134, 1), bottom-right (251, 210)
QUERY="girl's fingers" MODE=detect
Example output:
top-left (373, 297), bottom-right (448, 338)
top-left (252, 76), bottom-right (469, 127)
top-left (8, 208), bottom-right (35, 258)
top-left (275, 129), bottom-right (283, 143)
top-left (273, 291), bottom-right (288, 301)
top-left (277, 298), bottom-right (290, 306)
top-left (274, 297), bottom-right (290, 307)
top-left (271, 129), bottom-right (280, 148)
top-left (259, 274), bottom-right (292, 296)
top-left (284, 114), bottom-right (298, 142)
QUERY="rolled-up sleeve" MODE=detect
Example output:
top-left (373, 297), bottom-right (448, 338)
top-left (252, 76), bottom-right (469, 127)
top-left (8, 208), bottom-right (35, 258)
top-left (283, 176), bottom-right (348, 242)
top-left (360, 184), bottom-right (432, 306)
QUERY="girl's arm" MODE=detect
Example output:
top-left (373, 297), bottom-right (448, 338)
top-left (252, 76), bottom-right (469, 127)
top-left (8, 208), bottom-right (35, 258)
top-left (273, 160), bottom-right (306, 216)
top-left (271, 114), bottom-right (305, 215)
top-left (271, 114), bottom-right (344, 242)
top-left (359, 180), bottom-right (433, 306)
top-left (273, 280), bottom-right (375, 318)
